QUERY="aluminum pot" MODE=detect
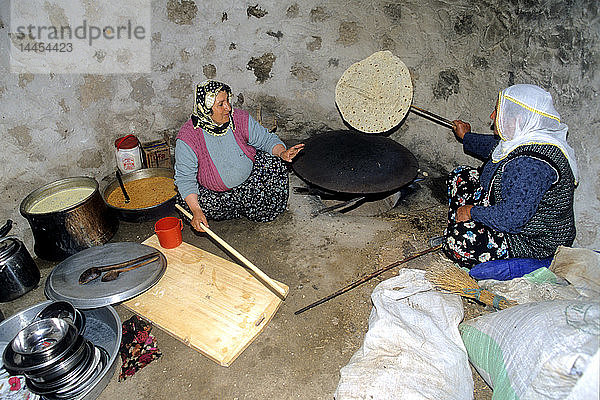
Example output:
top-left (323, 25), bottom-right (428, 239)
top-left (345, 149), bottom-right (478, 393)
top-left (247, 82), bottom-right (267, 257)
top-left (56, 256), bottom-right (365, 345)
top-left (20, 177), bottom-right (119, 261)
top-left (0, 220), bottom-right (40, 303)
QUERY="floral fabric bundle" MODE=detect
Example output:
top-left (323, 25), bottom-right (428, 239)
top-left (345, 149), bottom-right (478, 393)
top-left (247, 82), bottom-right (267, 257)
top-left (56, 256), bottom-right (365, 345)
top-left (118, 315), bottom-right (162, 381)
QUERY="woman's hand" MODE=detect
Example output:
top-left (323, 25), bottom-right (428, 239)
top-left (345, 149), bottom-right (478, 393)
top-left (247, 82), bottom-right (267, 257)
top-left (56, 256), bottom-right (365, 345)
top-left (456, 205), bottom-right (473, 222)
top-left (184, 193), bottom-right (209, 232)
top-left (452, 120), bottom-right (471, 140)
top-left (277, 143), bottom-right (305, 162)
top-left (190, 208), bottom-right (209, 232)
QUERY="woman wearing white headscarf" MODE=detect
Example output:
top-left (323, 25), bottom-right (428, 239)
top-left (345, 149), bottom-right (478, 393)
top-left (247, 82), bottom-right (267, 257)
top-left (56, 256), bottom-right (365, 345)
top-left (441, 84), bottom-right (578, 268)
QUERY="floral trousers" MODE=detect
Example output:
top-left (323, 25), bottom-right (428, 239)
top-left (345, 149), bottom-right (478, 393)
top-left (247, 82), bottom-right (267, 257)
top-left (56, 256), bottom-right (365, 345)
top-left (177, 150), bottom-right (289, 223)
top-left (442, 166), bottom-right (510, 268)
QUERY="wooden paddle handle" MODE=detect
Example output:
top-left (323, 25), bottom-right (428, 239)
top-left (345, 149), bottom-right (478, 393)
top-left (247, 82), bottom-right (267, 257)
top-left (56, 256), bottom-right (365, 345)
top-left (175, 204), bottom-right (287, 298)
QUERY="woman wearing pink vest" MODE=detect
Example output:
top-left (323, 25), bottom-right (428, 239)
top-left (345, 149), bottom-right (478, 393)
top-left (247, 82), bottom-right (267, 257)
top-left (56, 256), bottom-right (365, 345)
top-left (175, 80), bottom-right (304, 232)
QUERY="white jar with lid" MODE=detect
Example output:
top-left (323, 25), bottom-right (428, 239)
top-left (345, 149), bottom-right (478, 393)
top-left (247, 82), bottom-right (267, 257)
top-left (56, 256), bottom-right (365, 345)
top-left (115, 134), bottom-right (143, 173)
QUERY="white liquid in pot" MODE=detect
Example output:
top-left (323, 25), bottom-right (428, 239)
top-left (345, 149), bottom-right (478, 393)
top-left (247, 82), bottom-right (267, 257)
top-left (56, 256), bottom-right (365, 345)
top-left (28, 187), bottom-right (95, 214)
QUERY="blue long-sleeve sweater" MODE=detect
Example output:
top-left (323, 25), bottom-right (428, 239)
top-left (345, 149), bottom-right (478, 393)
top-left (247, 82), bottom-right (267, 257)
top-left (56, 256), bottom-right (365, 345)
top-left (175, 114), bottom-right (284, 199)
top-left (462, 132), bottom-right (557, 234)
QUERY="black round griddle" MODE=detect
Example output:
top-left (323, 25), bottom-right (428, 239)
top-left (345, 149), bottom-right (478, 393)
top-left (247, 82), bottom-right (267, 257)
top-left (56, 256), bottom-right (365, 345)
top-left (292, 130), bottom-right (418, 194)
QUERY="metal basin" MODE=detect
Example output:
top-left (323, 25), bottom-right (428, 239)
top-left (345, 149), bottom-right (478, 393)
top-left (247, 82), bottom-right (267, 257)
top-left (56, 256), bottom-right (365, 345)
top-left (0, 301), bottom-right (121, 400)
top-left (102, 168), bottom-right (177, 222)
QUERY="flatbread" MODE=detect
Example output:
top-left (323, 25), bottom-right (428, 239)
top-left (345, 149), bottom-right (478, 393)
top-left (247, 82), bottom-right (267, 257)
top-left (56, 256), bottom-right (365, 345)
top-left (335, 51), bottom-right (413, 133)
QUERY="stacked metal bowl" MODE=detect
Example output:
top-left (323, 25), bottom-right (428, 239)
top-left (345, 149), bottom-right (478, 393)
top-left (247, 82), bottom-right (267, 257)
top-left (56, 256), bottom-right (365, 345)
top-left (2, 301), bottom-right (109, 399)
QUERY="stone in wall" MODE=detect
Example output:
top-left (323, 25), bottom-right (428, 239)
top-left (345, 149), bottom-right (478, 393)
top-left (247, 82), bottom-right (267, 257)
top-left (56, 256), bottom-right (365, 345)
top-left (78, 75), bottom-right (112, 109)
top-left (433, 70), bottom-right (460, 101)
top-left (160, 62), bottom-right (175, 72)
top-left (167, 0), bottom-right (197, 25)
top-left (290, 63), bottom-right (319, 83)
top-left (204, 37), bottom-right (216, 55)
top-left (180, 49), bottom-right (191, 62)
top-left (18, 73), bottom-right (33, 88)
top-left (203, 64), bottom-right (217, 79)
top-left (454, 14), bottom-right (475, 35)
top-left (337, 21), bottom-right (361, 47)
top-left (286, 4), bottom-right (299, 18)
top-left (55, 121), bottom-right (71, 140)
top-left (307, 36), bottom-right (322, 52)
top-left (480, 16), bottom-right (508, 48)
top-left (168, 74), bottom-right (193, 101)
top-left (266, 30), bottom-right (283, 40)
top-left (93, 50), bottom-right (106, 64)
top-left (8, 125), bottom-right (32, 147)
top-left (382, 3), bottom-right (402, 23)
top-left (471, 56), bottom-right (489, 70)
top-left (247, 5), bottom-right (268, 19)
top-left (247, 53), bottom-right (276, 83)
top-left (310, 7), bottom-right (330, 22)
top-left (130, 77), bottom-right (155, 105)
top-left (58, 99), bottom-right (69, 113)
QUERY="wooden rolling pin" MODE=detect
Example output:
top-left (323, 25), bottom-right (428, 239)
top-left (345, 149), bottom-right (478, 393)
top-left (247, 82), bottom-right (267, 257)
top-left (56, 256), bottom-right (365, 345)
top-left (175, 204), bottom-right (287, 298)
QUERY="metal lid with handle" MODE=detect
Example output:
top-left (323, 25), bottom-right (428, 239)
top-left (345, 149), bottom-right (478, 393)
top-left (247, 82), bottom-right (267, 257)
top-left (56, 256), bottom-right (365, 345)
top-left (45, 242), bottom-right (167, 309)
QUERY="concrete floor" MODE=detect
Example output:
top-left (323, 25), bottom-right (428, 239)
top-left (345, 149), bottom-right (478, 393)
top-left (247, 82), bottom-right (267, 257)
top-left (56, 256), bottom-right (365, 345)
top-left (1, 169), bottom-right (493, 399)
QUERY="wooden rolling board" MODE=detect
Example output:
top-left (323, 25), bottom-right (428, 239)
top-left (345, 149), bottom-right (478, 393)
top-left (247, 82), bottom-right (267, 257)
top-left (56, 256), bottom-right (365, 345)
top-left (122, 235), bottom-right (288, 367)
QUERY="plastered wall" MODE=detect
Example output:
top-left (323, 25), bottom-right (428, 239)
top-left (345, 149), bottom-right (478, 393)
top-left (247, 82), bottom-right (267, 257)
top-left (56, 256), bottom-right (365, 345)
top-left (1, 0), bottom-right (599, 249)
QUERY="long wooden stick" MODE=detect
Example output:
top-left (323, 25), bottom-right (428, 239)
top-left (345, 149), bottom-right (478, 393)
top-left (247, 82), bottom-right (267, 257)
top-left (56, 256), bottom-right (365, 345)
top-left (295, 245), bottom-right (442, 315)
top-left (175, 204), bottom-right (287, 298)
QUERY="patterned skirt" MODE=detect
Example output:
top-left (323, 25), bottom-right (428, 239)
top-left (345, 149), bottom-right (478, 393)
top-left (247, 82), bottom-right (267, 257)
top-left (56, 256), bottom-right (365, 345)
top-left (442, 166), bottom-right (510, 268)
top-left (176, 150), bottom-right (289, 222)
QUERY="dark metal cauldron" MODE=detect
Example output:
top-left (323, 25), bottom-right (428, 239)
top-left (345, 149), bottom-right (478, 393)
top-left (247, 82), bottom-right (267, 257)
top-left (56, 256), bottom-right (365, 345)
top-left (20, 177), bottom-right (119, 262)
top-left (0, 220), bottom-right (40, 302)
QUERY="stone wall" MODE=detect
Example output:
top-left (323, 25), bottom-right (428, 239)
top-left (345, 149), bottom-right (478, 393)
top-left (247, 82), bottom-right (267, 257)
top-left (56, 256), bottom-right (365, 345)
top-left (1, 0), bottom-right (598, 249)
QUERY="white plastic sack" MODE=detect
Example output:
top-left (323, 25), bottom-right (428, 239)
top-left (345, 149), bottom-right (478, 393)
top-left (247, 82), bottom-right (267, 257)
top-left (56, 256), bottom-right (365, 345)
top-left (460, 300), bottom-right (599, 400)
top-left (478, 247), bottom-right (599, 306)
top-left (565, 348), bottom-right (599, 400)
top-left (479, 268), bottom-right (582, 305)
top-left (334, 269), bottom-right (473, 400)
top-left (550, 246), bottom-right (600, 298)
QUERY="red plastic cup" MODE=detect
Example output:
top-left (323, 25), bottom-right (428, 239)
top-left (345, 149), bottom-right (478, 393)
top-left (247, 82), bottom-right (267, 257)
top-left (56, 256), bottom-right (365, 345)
top-left (154, 217), bottom-right (183, 249)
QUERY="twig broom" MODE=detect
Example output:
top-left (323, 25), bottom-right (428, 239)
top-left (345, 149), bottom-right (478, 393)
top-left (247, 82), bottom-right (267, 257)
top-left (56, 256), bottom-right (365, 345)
top-left (425, 262), bottom-right (518, 310)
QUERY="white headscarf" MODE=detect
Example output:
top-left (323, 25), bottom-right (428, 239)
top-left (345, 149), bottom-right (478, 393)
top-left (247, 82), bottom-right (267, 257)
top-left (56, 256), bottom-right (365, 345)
top-left (492, 84), bottom-right (578, 182)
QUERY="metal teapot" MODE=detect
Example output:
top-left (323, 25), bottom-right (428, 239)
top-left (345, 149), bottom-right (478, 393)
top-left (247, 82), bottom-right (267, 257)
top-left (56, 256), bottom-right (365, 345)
top-left (0, 220), bottom-right (40, 302)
